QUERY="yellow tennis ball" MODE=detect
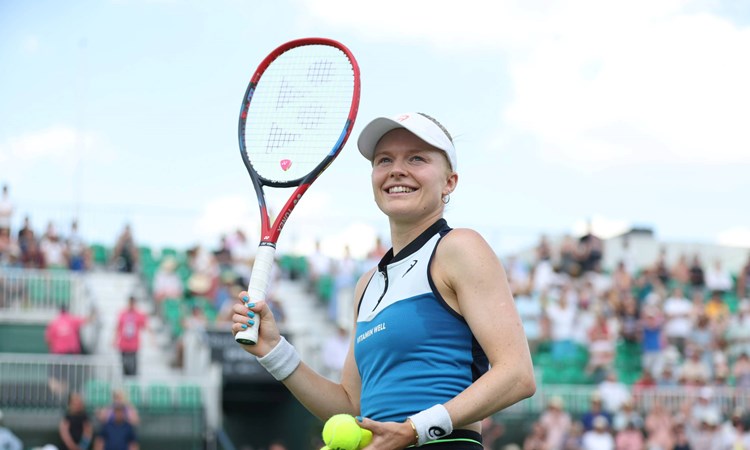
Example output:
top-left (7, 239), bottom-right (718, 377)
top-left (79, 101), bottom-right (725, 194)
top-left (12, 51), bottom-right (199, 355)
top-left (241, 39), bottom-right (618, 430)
top-left (322, 414), bottom-right (361, 450)
top-left (358, 428), bottom-right (372, 449)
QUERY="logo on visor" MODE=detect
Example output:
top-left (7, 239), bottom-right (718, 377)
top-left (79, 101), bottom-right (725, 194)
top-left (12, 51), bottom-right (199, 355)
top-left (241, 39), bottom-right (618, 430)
top-left (396, 114), bottom-right (410, 122)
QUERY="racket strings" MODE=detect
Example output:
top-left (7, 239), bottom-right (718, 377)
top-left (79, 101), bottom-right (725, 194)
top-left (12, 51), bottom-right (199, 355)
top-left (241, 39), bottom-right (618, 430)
top-left (243, 45), bottom-right (356, 182)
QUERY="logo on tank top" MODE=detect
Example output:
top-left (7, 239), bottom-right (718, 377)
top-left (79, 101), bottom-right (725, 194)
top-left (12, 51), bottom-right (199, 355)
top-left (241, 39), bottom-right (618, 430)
top-left (402, 259), bottom-right (418, 277)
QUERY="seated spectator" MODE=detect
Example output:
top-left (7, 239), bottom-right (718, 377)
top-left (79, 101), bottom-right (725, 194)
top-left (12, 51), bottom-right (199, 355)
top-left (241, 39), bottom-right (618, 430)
top-left (306, 239), bottom-right (332, 297)
top-left (577, 222), bottom-right (603, 276)
top-left (644, 400), bottom-right (674, 450)
top-left (631, 369), bottom-right (657, 397)
top-left (612, 397), bottom-right (643, 433)
top-left (725, 300), bottom-right (750, 360)
top-left (562, 421), bottom-right (584, 450)
top-left (39, 221), bottom-right (68, 269)
top-left (614, 419), bottom-right (644, 450)
top-left (688, 254), bottom-right (705, 291)
top-left (688, 387), bottom-right (722, 433)
top-left (322, 325), bottom-right (350, 380)
top-left (545, 287), bottom-right (578, 361)
top-left (719, 407), bottom-right (750, 450)
top-left (539, 396), bottom-right (572, 450)
top-left (18, 215), bottom-right (42, 268)
top-left (639, 305), bottom-right (666, 377)
top-left (678, 346), bottom-right (711, 386)
top-left (689, 409), bottom-right (723, 450)
top-left (581, 416), bottom-right (614, 450)
top-left (663, 286), bottom-right (692, 353)
top-left (611, 261), bottom-right (633, 297)
top-left (59, 392), bottom-right (93, 450)
top-left (66, 219), bottom-right (89, 271)
top-left (586, 311), bottom-right (616, 381)
top-left (225, 228), bottom-right (254, 284)
top-left (670, 253), bottom-right (691, 287)
top-left (732, 352), bottom-right (750, 388)
top-left (656, 362), bottom-right (680, 387)
top-left (522, 421), bottom-right (548, 450)
top-left (0, 227), bottom-right (17, 268)
top-left (580, 393), bottom-right (613, 432)
top-left (97, 389), bottom-right (140, 426)
top-left (480, 416), bottom-right (505, 450)
top-left (93, 403), bottom-right (138, 450)
top-left (652, 247), bottom-right (671, 286)
top-left (515, 293), bottom-right (543, 352)
top-left (559, 234), bottom-right (580, 278)
top-left (597, 371), bottom-right (631, 414)
top-left (617, 294), bottom-right (640, 344)
top-left (704, 290), bottom-right (731, 328)
top-left (531, 256), bottom-right (557, 295)
top-left (685, 316), bottom-right (714, 369)
top-left (704, 259), bottom-right (733, 294)
top-left (672, 422), bottom-right (691, 450)
top-left (152, 256), bottom-right (185, 306)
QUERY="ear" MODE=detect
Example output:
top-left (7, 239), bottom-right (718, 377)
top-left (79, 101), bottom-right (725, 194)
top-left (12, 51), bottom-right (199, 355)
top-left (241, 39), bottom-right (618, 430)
top-left (443, 172), bottom-right (458, 197)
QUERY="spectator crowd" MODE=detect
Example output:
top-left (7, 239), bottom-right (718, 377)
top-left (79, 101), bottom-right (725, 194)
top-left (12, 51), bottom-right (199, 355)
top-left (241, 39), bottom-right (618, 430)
top-left (3, 181), bottom-right (750, 449)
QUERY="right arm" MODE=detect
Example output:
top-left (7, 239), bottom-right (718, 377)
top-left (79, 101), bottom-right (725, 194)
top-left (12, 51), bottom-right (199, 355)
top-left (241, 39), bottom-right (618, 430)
top-left (230, 269), bottom-right (375, 420)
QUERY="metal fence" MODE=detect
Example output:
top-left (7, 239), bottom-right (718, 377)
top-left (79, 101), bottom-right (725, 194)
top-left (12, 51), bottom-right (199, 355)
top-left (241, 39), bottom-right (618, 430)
top-left (0, 353), bottom-right (122, 410)
top-left (501, 383), bottom-right (750, 418)
top-left (0, 268), bottom-right (87, 319)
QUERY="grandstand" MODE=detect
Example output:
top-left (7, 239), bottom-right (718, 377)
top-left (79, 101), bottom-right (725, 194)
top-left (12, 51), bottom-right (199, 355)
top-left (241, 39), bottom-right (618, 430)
top-left (0, 240), bottom-right (342, 449)
top-left (1, 219), bottom-right (749, 449)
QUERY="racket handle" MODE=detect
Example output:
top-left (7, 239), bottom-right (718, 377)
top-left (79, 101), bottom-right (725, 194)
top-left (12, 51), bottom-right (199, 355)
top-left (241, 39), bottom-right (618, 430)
top-left (235, 244), bottom-right (276, 346)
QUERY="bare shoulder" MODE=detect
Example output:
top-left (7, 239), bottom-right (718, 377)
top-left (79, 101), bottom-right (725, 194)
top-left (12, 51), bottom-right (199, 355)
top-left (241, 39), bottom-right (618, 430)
top-left (354, 267), bottom-right (377, 303)
top-left (437, 227), bottom-right (498, 265)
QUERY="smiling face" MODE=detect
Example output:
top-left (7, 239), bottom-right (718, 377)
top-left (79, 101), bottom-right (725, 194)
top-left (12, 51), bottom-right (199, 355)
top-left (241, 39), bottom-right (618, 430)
top-left (371, 128), bottom-right (457, 225)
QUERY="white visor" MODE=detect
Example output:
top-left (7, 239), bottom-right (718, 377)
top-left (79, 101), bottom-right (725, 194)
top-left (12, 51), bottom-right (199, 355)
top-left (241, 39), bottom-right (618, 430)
top-left (357, 112), bottom-right (457, 170)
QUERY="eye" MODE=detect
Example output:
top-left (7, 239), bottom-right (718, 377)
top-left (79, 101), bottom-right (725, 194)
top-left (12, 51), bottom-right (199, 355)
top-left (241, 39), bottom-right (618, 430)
top-left (409, 155), bottom-right (425, 162)
top-left (374, 156), bottom-right (391, 165)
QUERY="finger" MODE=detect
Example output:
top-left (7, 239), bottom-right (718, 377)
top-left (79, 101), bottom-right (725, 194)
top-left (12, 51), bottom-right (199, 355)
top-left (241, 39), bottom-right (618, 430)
top-left (356, 415), bottom-right (374, 431)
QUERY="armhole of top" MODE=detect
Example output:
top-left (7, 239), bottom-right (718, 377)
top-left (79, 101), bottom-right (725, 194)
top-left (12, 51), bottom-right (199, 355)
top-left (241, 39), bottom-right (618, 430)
top-left (355, 271), bottom-right (376, 317)
top-left (427, 228), bottom-right (466, 324)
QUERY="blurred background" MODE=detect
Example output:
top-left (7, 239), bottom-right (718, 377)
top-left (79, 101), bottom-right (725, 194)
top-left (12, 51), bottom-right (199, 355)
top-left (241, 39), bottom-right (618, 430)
top-left (1, 0), bottom-right (749, 449)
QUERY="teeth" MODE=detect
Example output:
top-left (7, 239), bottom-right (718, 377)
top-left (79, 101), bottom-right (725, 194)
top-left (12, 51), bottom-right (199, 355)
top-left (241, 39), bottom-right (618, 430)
top-left (388, 186), bottom-right (414, 194)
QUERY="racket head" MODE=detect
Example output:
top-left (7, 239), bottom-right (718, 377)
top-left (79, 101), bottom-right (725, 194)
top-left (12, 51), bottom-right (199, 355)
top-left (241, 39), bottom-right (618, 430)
top-left (238, 37), bottom-right (361, 189)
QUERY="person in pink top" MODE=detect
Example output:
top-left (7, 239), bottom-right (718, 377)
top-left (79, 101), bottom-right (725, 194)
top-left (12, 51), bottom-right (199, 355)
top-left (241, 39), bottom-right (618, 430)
top-left (45, 304), bottom-right (87, 354)
top-left (45, 304), bottom-right (90, 396)
top-left (114, 296), bottom-right (148, 376)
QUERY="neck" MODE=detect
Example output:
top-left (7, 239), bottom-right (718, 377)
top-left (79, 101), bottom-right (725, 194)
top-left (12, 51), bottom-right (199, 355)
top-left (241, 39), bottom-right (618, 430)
top-left (388, 211), bottom-right (444, 255)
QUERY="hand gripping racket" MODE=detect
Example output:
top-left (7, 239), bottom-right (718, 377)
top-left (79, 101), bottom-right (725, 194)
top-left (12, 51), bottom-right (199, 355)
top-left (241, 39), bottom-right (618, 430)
top-left (234, 38), bottom-right (361, 345)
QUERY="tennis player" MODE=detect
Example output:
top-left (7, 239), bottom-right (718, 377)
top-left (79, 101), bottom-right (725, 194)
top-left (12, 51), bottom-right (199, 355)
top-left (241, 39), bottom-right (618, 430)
top-left (232, 112), bottom-right (536, 449)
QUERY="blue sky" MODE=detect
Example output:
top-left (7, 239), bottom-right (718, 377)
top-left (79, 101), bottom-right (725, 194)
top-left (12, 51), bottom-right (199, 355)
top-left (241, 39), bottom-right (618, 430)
top-left (1, 0), bottom-right (749, 258)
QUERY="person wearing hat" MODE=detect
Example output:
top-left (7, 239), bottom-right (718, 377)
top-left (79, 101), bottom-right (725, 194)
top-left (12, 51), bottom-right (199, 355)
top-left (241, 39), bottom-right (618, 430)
top-left (580, 393), bottom-right (613, 432)
top-left (539, 396), bottom-right (572, 450)
top-left (581, 416), bottom-right (614, 450)
top-left (231, 112), bottom-right (536, 448)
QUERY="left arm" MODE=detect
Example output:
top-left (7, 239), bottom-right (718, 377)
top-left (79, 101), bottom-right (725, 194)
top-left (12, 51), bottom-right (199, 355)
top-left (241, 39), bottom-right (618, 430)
top-left (432, 228), bottom-right (536, 428)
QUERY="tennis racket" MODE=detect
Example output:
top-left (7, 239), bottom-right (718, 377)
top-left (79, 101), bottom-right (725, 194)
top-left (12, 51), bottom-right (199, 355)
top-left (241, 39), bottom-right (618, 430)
top-left (234, 38), bottom-right (361, 345)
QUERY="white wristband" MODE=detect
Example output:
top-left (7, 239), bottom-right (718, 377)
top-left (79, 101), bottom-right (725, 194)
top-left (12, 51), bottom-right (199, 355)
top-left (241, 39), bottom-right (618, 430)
top-left (256, 336), bottom-right (301, 381)
top-left (408, 404), bottom-right (453, 446)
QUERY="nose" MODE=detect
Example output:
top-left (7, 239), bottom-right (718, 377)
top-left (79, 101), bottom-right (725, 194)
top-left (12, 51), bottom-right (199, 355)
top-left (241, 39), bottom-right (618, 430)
top-left (388, 158), bottom-right (407, 177)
